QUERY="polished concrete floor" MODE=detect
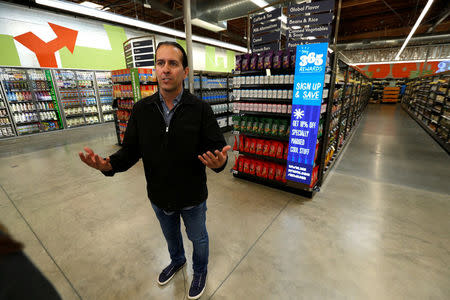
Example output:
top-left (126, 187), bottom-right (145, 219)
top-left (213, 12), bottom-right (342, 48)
top-left (0, 104), bottom-right (449, 299)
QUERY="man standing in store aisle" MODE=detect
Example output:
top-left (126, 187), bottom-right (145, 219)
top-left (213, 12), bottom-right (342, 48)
top-left (79, 41), bottom-right (230, 300)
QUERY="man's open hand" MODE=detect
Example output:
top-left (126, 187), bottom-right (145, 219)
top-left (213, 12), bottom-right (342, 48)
top-left (198, 145), bottom-right (231, 169)
top-left (79, 147), bottom-right (113, 172)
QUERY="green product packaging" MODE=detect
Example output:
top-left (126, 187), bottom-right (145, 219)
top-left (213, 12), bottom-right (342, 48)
top-left (233, 115), bottom-right (241, 131)
top-left (264, 118), bottom-right (273, 135)
top-left (240, 117), bottom-right (247, 132)
top-left (278, 120), bottom-right (287, 136)
top-left (252, 117), bottom-right (260, 133)
top-left (271, 119), bottom-right (279, 136)
top-left (258, 118), bottom-right (265, 134)
top-left (246, 117), bottom-right (254, 132)
top-left (285, 125), bottom-right (290, 137)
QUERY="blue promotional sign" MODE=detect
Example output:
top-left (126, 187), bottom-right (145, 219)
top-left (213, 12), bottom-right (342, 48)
top-left (286, 42), bottom-right (328, 185)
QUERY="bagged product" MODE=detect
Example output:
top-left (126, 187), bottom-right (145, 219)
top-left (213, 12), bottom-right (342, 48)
top-left (285, 125), bottom-right (290, 137)
top-left (250, 54), bottom-right (258, 70)
top-left (238, 157), bottom-right (244, 172)
top-left (271, 120), bottom-right (279, 136)
top-left (257, 52), bottom-right (265, 70)
top-left (246, 117), bottom-right (254, 132)
top-left (261, 163), bottom-right (268, 179)
top-left (239, 135), bottom-right (245, 152)
top-left (269, 141), bottom-right (277, 157)
top-left (258, 118), bottom-right (265, 134)
top-left (262, 140), bottom-right (271, 156)
top-left (276, 142), bottom-right (284, 159)
top-left (275, 164), bottom-right (284, 181)
top-left (233, 115), bottom-right (241, 131)
top-left (278, 120), bottom-right (287, 136)
top-left (282, 167), bottom-right (287, 183)
top-left (243, 158), bottom-right (250, 173)
top-left (256, 139), bottom-right (263, 155)
top-left (268, 163), bottom-right (275, 180)
top-left (252, 118), bottom-right (260, 133)
top-left (249, 159), bottom-right (256, 175)
top-left (242, 54), bottom-right (251, 71)
top-left (233, 136), bottom-right (238, 151)
top-left (232, 156), bottom-right (239, 170)
top-left (264, 118), bottom-right (273, 135)
top-left (264, 51), bottom-right (273, 69)
top-left (240, 117), bottom-right (247, 132)
top-left (282, 50), bottom-right (291, 69)
top-left (283, 143), bottom-right (289, 160)
top-left (290, 52), bottom-right (296, 69)
top-left (249, 138), bottom-right (257, 154)
top-left (273, 50), bottom-right (283, 69)
top-left (244, 137), bottom-right (251, 153)
top-left (255, 160), bottom-right (263, 177)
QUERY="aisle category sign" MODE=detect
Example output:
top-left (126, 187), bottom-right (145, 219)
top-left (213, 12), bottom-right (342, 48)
top-left (286, 42), bottom-right (328, 185)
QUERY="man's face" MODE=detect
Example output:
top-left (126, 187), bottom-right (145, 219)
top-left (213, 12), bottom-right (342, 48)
top-left (155, 45), bottom-right (188, 94)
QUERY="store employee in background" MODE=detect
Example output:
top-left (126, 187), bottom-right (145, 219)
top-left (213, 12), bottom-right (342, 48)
top-left (79, 41), bottom-right (230, 300)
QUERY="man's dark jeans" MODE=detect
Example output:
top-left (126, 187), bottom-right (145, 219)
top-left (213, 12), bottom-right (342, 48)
top-left (151, 201), bottom-right (208, 275)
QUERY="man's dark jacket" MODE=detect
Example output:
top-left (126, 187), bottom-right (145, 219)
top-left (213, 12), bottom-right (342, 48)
top-left (104, 90), bottom-right (227, 211)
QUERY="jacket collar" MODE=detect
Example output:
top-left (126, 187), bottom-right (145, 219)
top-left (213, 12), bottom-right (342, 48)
top-left (144, 89), bottom-right (196, 105)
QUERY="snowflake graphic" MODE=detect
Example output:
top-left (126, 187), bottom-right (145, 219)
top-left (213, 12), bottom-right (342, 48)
top-left (294, 108), bottom-right (304, 119)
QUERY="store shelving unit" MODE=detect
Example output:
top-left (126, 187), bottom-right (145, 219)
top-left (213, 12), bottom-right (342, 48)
top-left (402, 71), bottom-right (450, 153)
top-left (0, 67), bottom-right (63, 136)
top-left (0, 85), bottom-right (15, 139)
top-left (189, 72), bottom-right (233, 132)
top-left (95, 71), bottom-right (114, 123)
top-left (382, 86), bottom-right (400, 103)
top-left (112, 68), bottom-right (157, 145)
top-left (53, 70), bottom-right (101, 128)
top-left (229, 49), bottom-right (354, 197)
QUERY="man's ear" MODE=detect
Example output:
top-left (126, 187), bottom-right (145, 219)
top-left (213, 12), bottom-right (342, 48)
top-left (184, 66), bottom-right (189, 79)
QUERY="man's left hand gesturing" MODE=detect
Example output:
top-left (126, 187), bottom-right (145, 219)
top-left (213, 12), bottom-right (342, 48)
top-left (198, 145), bottom-right (231, 169)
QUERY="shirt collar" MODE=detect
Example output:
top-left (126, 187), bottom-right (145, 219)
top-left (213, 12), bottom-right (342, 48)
top-left (159, 87), bottom-right (184, 107)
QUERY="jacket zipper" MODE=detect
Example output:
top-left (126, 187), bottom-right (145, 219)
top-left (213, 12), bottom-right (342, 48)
top-left (155, 101), bottom-right (182, 134)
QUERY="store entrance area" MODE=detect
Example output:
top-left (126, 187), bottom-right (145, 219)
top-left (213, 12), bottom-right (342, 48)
top-left (0, 104), bottom-right (449, 299)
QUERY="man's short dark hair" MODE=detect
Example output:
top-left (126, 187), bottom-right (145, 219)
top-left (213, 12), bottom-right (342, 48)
top-left (156, 41), bottom-right (188, 69)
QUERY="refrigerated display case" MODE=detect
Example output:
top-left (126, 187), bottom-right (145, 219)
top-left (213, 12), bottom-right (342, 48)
top-left (95, 71), bottom-right (114, 122)
top-left (53, 70), bottom-right (100, 128)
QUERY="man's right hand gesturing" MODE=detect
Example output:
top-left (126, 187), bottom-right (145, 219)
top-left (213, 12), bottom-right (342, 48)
top-left (79, 147), bottom-right (113, 172)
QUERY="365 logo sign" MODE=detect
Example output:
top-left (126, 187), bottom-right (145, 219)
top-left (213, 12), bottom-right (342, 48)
top-left (298, 52), bottom-right (324, 67)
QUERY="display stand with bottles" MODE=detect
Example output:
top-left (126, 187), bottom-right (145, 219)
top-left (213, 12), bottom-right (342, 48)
top-left (95, 71), bottom-right (114, 123)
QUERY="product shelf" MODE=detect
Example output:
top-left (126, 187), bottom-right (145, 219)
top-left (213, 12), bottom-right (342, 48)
top-left (239, 111), bottom-right (291, 117)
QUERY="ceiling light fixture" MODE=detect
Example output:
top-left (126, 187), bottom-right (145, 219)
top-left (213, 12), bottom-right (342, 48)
top-left (35, 0), bottom-right (247, 53)
top-left (191, 18), bottom-right (226, 32)
top-left (394, 0), bottom-right (434, 60)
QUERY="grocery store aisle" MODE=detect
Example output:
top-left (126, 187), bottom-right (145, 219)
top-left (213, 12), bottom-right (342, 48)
top-left (0, 105), bottom-right (449, 300)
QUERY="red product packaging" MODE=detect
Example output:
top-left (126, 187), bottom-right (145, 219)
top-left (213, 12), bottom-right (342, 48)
top-left (238, 157), bottom-right (244, 172)
top-left (249, 139), bottom-right (256, 154)
top-left (255, 160), bottom-right (263, 177)
top-left (267, 163), bottom-right (275, 180)
top-left (275, 164), bottom-right (284, 181)
top-left (244, 138), bottom-right (251, 153)
top-left (282, 167), bottom-right (287, 183)
top-left (283, 143), bottom-right (289, 160)
top-left (276, 142), bottom-right (284, 159)
top-left (269, 141), bottom-right (277, 157)
top-left (261, 163), bottom-right (268, 178)
top-left (233, 156), bottom-right (239, 170)
top-left (243, 158), bottom-right (250, 173)
top-left (233, 136), bottom-right (238, 151)
top-left (249, 159), bottom-right (256, 175)
top-left (239, 135), bottom-right (245, 152)
top-left (256, 139), bottom-right (263, 155)
top-left (262, 140), bottom-right (270, 156)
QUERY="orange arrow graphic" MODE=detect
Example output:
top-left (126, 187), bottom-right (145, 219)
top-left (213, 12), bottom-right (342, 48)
top-left (14, 22), bottom-right (78, 68)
